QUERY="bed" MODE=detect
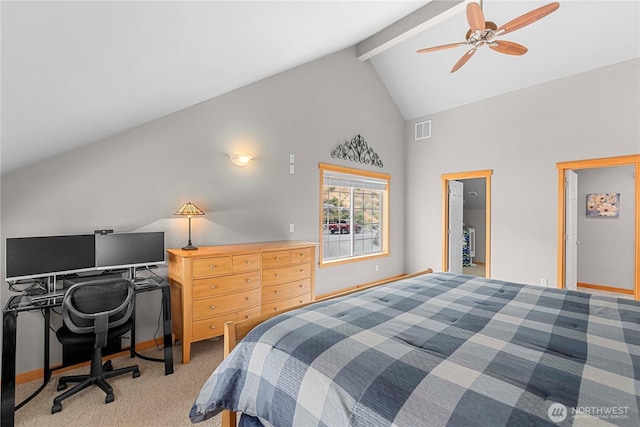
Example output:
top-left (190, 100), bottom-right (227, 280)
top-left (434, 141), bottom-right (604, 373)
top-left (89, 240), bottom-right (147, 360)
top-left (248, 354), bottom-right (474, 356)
top-left (189, 271), bottom-right (640, 426)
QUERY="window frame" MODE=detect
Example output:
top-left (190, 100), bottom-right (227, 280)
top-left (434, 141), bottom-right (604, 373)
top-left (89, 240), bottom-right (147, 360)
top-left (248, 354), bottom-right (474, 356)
top-left (318, 163), bottom-right (390, 267)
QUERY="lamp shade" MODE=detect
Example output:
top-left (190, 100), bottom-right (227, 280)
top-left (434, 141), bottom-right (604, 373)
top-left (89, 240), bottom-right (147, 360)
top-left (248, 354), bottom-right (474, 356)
top-left (175, 202), bottom-right (205, 217)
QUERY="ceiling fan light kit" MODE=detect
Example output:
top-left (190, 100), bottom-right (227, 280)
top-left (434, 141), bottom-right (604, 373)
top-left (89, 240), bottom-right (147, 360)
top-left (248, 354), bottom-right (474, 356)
top-left (417, 1), bottom-right (560, 73)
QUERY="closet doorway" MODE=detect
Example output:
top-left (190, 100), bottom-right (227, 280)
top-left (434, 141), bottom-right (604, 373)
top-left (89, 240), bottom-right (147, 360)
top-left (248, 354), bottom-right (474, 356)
top-left (557, 154), bottom-right (639, 299)
top-left (442, 170), bottom-right (492, 278)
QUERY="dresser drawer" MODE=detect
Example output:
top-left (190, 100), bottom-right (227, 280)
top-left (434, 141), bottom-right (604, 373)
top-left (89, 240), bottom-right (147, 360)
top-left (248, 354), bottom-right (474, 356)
top-left (192, 288), bottom-right (261, 320)
top-left (262, 262), bottom-right (311, 286)
top-left (192, 256), bottom-right (233, 278)
top-left (192, 306), bottom-right (262, 341)
top-left (290, 247), bottom-right (313, 265)
top-left (262, 250), bottom-right (290, 268)
top-left (262, 278), bottom-right (311, 303)
top-left (192, 271), bottom-right (261, 299)
top-left (262, 292), bottom-right (311, 314)
top-left (233, 252), bottom-right (261, 273)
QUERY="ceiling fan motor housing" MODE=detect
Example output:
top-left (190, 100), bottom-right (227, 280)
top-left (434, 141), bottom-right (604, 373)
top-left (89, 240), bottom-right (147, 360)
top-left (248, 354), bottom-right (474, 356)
top-left (465, 21), bottom-right (497, 46)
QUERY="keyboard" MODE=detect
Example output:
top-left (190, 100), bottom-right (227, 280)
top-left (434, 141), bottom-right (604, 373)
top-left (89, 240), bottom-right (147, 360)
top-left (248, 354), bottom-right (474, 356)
top-left (30, 291), bottom-right (65, 302)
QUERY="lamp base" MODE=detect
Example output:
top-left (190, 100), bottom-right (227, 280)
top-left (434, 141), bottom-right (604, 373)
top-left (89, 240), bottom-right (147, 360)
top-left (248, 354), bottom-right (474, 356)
top-left (182, 244), bottom-right (198, 251)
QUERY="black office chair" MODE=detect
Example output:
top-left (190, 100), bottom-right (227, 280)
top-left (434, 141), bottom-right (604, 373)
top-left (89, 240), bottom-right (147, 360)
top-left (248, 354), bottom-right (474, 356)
top-left (52, 278), bottom-right (140, 414)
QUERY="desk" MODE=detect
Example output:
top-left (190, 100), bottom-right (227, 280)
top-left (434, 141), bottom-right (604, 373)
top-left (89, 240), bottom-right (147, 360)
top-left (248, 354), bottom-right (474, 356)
top-left (1, 279), bottom-right (174, 427)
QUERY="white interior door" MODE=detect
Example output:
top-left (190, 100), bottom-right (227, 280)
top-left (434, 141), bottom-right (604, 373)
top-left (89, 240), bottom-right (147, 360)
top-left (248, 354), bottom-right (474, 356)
top-left (448, 180), bottom-right (464, 274)
top-left (565, 170), bottom-right (578, 290)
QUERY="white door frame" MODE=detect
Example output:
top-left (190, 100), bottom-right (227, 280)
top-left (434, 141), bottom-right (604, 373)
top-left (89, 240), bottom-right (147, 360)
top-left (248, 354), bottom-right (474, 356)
top-left (442, 170), bottom-right (492, 276)
top-left (556, 155), bottom-right (640, 299)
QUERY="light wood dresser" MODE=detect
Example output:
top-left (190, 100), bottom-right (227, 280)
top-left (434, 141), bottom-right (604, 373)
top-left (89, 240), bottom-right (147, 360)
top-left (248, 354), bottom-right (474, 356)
top-left (167, 241), bottom-right (316, 363)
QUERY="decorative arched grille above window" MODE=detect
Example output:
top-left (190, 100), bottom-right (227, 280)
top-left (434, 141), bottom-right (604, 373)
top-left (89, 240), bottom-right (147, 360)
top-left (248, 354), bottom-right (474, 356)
top-left (331, 135), bottom-right (383, 168)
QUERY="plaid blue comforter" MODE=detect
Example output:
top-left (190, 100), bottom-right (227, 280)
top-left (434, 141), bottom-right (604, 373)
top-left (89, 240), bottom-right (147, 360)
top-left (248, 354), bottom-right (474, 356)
top-left (190, 272), bottom-right (640, 426)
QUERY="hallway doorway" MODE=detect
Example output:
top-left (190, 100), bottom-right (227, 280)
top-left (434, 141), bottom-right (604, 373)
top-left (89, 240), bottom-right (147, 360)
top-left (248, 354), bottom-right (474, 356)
top-left (442, 170), bottom-right (492, 278)
top-left (556, 155), bottom-right (639, 300)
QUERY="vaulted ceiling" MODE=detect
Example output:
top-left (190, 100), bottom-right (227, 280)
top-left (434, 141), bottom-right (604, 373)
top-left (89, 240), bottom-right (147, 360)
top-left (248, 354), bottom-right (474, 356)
top-left (2, 1), bottom-right (638, 174)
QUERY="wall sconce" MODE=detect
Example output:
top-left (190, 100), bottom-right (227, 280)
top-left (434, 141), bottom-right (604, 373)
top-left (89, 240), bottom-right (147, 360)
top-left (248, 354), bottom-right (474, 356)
top-left (228, 153), bottom-right (253, 167)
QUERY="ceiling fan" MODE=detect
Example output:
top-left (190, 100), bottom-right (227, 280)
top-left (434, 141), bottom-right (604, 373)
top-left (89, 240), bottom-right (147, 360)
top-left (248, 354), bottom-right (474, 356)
top-left (417, 1), bottom-right (560, 73)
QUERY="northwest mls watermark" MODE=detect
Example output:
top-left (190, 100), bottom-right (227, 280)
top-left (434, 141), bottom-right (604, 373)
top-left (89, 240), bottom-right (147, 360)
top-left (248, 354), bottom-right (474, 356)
top-left (548, 402), bottom-right (630, 423)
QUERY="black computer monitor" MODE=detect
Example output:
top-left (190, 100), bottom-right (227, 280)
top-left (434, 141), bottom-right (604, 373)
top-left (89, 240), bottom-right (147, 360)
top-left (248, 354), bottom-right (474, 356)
top-left (95, 232), bottom-right (165, 270)
top-left (5, 234), bottom-right (96, 281)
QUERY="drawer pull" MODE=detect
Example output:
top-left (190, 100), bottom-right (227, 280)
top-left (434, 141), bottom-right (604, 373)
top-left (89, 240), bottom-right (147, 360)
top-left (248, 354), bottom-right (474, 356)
top-left (274, 307), bottom-right (279, 311)
top-left (274, 290), bottom-right (280, 295)
top-left (245, 315), bottom-right (251, 319)
top-left (275, 257), bottom-right (280, 261)
top-left (210, 265), bottom-right (216, 270)
top-left (246, 279), bottom-right (252, 283)
top-left (245, 297), bottom-right (251, 301)
top-left (275, 274), bottom-right (280, 278)
top-left (299, 284), bottom-right (303, 288)
top-left (245, 260), bottom-right (252, 265)
top-left (210, 325), bottom-right (216, 329)
top-left (300, 269), bottom-right (304, 273)
top-left (210, 305), bottom-right (216, 310)
top-left (210, 285), bottom-right (216, 289)
top-left (300, 300), bottom-right (304, 304)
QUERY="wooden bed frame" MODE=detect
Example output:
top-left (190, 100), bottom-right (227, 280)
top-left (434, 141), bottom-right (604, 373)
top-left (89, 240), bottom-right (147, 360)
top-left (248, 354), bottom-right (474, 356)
top-left (220, 268), bottom-right (433, 427)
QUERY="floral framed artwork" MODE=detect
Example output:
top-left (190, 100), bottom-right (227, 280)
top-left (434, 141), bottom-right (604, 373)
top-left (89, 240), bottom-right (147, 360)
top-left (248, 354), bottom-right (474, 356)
top-left (586, 193), bottom-right (620, 218)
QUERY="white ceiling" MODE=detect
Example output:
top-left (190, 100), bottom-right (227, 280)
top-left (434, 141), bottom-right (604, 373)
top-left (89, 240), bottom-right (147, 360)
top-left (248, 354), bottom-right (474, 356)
top-left (2, 1), bottom-right (638, 174)
top-left (371, 0), bottom-right (640, 119)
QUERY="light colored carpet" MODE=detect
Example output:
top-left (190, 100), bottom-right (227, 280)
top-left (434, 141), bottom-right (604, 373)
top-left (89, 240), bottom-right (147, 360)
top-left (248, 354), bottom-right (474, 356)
top-left (14, 338), bottom-right (223, 427)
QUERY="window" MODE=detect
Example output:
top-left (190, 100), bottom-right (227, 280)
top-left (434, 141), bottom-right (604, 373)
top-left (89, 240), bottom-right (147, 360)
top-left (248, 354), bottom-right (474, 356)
top-left (319, 163), bottom-right (389, 266)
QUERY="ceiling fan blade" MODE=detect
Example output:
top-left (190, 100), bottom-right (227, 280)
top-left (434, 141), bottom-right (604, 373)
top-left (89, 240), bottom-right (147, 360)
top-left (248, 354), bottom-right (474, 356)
top-left (417, 41), bottom-right (468, 54)
top-left (466, 2), bottom-right (486, 32)
top-left (489, 40), bottom-right (528, 56)
top-left (496, 2), bottom-right (560, 36)
top-left (451, 48), bottom-right (476, 73)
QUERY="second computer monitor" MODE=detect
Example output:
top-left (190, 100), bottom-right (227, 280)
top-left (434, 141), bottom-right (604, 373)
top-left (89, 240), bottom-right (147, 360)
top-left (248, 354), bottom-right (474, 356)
top-left (95, 232), bottom-right (165, 270)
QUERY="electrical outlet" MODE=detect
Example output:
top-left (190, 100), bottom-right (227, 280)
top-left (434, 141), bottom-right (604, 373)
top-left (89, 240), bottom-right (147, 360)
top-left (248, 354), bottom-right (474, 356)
top-left (375, 264), bottom-right (379, 272)
top-left (289, 153), bottom-right (295, 164)
top-left (289, 223), bottom-right (294, 233)
top-left (540, 278), bottom-right (548, 287)
top-left (289, 164), bottom-right (295, 174)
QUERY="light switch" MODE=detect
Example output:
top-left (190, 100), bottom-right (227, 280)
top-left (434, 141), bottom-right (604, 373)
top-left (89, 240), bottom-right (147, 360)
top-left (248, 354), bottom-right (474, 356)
top-left (289, 164), bottom-right (295, 174)
top-left (289, 153), bottom-right (295, 164)
top-left (289, 223), bottom-right (295, 233)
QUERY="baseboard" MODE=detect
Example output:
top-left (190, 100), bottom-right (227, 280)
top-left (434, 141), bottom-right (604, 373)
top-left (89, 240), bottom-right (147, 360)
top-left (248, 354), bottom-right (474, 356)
top-left (577, 282), bottom-right (634, 295)
top-left (13, 337), bottom-right (168, 385)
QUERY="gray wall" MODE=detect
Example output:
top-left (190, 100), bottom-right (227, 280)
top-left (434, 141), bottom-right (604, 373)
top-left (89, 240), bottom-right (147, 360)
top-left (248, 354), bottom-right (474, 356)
top-left (576, 166), bottom-right (635, 289)
top-left (404, 58), bottom-right (639, 286)
top-left (1, 47), bottom-right (407, 375)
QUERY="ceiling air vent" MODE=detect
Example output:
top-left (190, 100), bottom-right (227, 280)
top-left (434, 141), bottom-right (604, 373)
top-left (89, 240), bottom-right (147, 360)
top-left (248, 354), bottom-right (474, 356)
top-left (415, 120), bottom-right (431, 141)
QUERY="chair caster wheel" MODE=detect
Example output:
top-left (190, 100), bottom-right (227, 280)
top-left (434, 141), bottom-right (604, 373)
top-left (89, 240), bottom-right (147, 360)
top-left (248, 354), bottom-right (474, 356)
top-left (103, 360), bottom-right (113, 371)
top-left (52, 403), bottom-right (62, 414)
top-left (133, 369), bottom-right (141, 378)
top-left (105, 393), bottom-right (115, 404)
